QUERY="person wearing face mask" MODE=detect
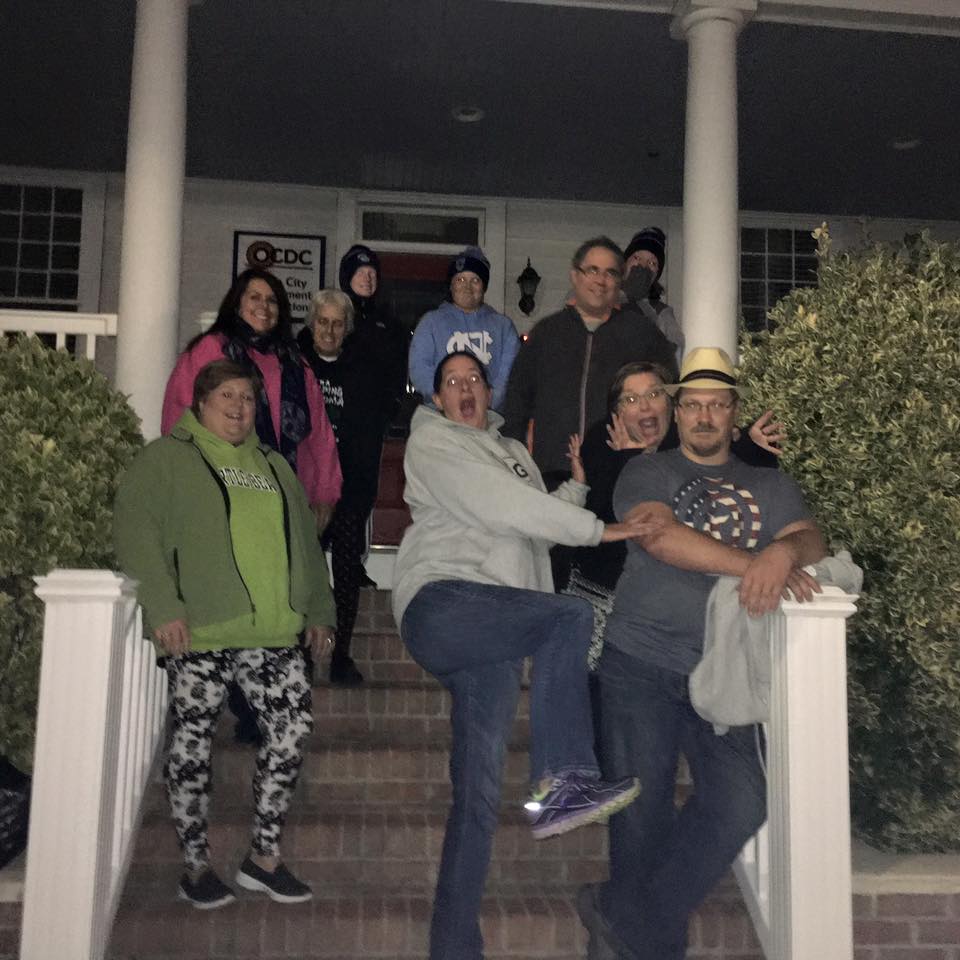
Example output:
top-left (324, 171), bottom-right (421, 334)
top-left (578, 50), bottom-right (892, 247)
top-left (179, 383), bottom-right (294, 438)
top-left (408, 246), bottom-right (520, 410)
top-left (622, 227), bottom-right (685, 366)
top-left (298, 289), bottom-right (384, 686)
top-left (502, 237), bottom-right (677, 489)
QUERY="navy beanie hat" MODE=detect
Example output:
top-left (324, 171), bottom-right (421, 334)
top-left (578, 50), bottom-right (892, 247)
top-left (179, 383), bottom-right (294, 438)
top-left (448, 246), bottom-right (490, 290)
top-left (623, 227), bottom-right (666, 280)
top-left (339, 244), bottom-right (381, 293)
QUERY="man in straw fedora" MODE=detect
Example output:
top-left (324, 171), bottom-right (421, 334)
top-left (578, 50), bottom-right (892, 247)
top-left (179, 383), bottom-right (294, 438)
top-left (578, 347), bottom-right (827, 960)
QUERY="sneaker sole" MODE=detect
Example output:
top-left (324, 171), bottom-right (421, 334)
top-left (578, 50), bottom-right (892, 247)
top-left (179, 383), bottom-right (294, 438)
top-left (176, 887), bottom-right (235, 910)
top-left (531, 780), bottom-right (641, 840)
top-left (235, 870), bottom-right (313, 904)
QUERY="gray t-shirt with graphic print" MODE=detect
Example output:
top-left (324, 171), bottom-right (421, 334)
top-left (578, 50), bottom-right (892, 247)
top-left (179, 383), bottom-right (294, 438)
top-left (604, 447), bottom-right (811, 675)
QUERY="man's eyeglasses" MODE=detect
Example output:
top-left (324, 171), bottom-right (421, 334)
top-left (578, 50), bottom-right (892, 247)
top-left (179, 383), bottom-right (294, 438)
top-left (676, 399), bottom-right (736, 415)
top-left (576, 265), bottom-right (622, 282)
top-left (617, 388), bottom-right (666, 408)
top-left (452, 275), bottom-right (483, 287)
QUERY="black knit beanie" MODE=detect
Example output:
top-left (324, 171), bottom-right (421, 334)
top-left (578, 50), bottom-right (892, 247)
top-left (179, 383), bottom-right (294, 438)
top-left (447, 246), bottom-right (490, 290)
top-left (338, 244), bottom-right (381, 294)
top-left (623, 227), bottom-right (666, 280)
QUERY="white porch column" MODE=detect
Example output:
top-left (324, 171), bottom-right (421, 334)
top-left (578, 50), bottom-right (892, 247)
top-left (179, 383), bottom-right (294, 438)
top-left (672, 0), bottom-right (756, 358)
top-left (115, 0), bottom-right (189, 439)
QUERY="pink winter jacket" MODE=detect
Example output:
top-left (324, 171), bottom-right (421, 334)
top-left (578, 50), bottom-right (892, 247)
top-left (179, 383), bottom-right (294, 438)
top-left (161, 332), bottom-right (342, 506)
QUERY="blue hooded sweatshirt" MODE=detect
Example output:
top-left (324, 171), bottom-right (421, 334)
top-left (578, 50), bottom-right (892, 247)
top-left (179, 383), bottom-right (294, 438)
top-left (409, 302), bottom-right (520, 411)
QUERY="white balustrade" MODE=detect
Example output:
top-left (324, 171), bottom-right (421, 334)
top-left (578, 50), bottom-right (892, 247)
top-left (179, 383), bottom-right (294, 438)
top-left (0, 308), bottom-right (117, 362)
top-left (19, 571), bottom-right (167, 960)
top-left (734, 585), bottom-right (858, 960)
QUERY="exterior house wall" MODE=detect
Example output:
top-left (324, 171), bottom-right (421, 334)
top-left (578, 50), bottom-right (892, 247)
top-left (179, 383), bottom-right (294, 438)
top-left (5, 162), bottom-right (960, 352)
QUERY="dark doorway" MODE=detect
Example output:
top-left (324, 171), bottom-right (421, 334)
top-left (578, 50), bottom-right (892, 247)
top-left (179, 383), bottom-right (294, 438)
top-left (370, 251), bottom-right (451, 545)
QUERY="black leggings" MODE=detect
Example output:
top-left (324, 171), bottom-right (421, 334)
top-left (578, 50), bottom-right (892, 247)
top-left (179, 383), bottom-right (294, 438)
top-left (323, 503), bottom-right (368, 659)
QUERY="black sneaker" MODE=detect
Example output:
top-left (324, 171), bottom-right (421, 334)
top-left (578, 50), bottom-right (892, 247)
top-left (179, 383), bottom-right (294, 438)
top-left (329, 653), bottom-right (364, 687)
top-left (177, 869), bottom-right (236, 910)
top-left (235, 856), bottom-right (312, 904)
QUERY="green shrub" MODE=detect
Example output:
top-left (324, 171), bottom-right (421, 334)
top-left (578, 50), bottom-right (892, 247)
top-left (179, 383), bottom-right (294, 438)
top-left (739, 227), bottom-right (960, 852)
top-left (0, 337), bottom-right (142, 772)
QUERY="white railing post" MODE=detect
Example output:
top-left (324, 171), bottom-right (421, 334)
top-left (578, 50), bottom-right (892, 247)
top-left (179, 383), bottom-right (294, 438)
top-left (20, 570), bottom-right (166, 960)
top-left (768, 586), bottom-right (857, 960)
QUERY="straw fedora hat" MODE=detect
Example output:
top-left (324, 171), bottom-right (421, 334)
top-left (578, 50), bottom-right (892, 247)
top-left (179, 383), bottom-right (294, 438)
top-left (663, 347), bottom-right (749, 397)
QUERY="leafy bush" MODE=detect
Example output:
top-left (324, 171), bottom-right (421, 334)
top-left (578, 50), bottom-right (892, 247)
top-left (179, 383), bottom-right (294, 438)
top-left (739, 227), bottom-right (960, 852)
top-left (0, 337), bottom-right (142, 772)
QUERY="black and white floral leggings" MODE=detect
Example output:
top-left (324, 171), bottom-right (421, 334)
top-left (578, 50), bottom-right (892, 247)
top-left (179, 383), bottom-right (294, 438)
top-left (164, 646), bottom-right (312, 871)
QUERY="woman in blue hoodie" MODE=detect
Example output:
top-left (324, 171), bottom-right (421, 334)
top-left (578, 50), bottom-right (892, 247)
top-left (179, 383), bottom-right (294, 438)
top-left (408, 246), bottom-right (520, 410)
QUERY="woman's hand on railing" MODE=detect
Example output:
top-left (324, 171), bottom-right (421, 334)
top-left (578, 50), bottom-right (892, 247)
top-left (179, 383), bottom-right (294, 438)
top-left (154, 618), bottom-right (191, 656)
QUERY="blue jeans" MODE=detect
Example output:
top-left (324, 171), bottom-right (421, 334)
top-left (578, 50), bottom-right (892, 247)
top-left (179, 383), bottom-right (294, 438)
top-left (597, 645), bottom-right (766, 960)
top-left (401, 579), bottom-right (600, 960)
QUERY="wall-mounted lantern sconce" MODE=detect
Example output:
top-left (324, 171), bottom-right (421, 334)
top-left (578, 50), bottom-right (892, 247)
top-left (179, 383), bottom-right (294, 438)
top-left (516, 258), bottom-right (541, 316)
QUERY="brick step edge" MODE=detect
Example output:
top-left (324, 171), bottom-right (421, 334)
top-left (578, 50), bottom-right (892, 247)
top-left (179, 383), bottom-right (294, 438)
top-left (108, 883), bottom-right (767, 960)
top-left (125, 806), bottom-right (610, 892)
top-left (109, 891), bottom-right (592, 959)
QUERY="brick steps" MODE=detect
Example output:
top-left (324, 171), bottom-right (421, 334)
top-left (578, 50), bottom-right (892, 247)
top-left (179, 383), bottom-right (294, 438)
top-left (108, 885), bottom-right (762, 960)
top-left (108, 591), bottom-right (703, 959)
top-left (146, 734), bottom-right (535, 816)
top-left (311, 680), bottom-right (529, 740)
top-left (347, 632), bottom-right (431, 684)
top-left (126, 806), bottom-right (609, 894)
top-left (109, 892), bottom-right (591, 960)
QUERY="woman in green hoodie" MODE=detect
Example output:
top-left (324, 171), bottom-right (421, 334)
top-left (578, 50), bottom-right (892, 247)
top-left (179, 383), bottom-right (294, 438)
top-left (114, 360), bottom-right (335, 910)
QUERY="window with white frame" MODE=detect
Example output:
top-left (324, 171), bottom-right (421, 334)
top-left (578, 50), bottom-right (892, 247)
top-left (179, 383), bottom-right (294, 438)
top-left (0, 183), bottom-right (83, 311)
top-left (740, 226), bottom-right (818, 333)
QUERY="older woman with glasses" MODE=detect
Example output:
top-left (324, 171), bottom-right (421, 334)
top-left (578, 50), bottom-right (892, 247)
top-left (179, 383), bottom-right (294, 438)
top-left (298, 288), bottom-right (388, 686)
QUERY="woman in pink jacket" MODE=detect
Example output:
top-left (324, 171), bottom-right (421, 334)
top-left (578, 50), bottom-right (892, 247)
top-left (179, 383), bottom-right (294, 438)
top-left (162, 268), bottom-right (342, 521)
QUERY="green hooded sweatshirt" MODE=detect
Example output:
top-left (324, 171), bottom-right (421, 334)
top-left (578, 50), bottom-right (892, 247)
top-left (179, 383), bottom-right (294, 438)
top-left (113, 411), bottom-right (335, 652)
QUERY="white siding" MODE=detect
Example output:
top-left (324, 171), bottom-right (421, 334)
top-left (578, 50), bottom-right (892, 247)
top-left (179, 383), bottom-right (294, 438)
top-left (5, 162), bottom-right (960, 356)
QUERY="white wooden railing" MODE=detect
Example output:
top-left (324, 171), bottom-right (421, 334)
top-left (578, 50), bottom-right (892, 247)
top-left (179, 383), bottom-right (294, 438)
top-left (19, 571), bottom-right (167, 960)
top-left (734, 585), bottom-right (859, 960)
top-left (0, 308), bottom-right (117, 362)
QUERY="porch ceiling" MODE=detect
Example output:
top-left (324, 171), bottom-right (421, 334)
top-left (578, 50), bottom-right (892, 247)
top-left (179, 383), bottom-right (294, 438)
top-left (4, 0), bottom-right (958, 220)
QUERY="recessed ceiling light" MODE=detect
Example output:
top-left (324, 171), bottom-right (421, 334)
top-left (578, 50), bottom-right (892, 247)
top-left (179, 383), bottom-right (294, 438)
top-left (891, 138), bottom-right (922, 151)
top-left (452, 105), bottom-right (485, 124)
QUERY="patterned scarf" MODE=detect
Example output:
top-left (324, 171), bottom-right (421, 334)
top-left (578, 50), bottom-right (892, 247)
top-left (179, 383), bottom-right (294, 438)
top-left (221, 319), bottom-right (311, 472)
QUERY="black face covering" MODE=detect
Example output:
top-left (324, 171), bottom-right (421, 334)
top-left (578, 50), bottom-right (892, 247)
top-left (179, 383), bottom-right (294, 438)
top-left (623, 265), bottom-right (656, 304)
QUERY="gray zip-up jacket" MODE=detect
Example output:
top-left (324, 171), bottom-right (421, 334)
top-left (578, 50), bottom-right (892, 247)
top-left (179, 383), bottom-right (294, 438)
top-left (391, 405), bottom-right (603, 626)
